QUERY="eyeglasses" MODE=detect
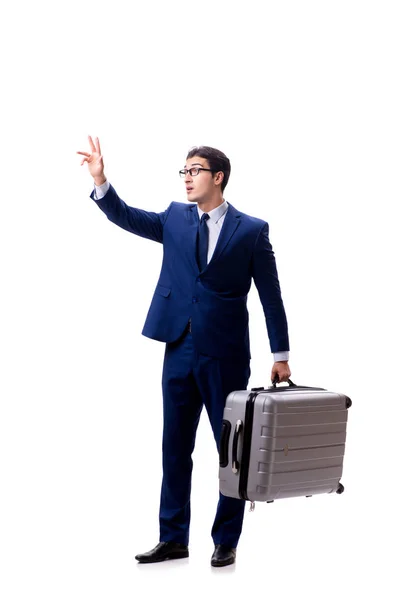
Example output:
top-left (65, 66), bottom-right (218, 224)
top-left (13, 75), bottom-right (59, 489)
top-left (179, 167), bottom-right (215, 178)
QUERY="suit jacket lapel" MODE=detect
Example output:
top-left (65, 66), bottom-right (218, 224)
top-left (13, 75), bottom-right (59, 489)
top-left (208, 203), bottom-right (241, 267)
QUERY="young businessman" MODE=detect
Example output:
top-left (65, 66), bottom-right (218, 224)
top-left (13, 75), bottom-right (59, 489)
top-left (77, 135), bottom-right (291, 567)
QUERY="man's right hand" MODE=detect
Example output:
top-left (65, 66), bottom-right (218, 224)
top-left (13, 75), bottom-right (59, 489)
top-left (77, 135), bottom-right (106, 186)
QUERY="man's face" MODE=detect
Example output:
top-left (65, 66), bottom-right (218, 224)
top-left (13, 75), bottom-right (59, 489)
top-left (183, 156), bottom-right (220, 203)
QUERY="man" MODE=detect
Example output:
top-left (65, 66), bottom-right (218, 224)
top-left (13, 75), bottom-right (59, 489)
top-left (77, 135), bottom-right (291, 567)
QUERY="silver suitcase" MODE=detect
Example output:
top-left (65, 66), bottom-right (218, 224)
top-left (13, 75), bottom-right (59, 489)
top-left (219, 379), bottom-right (352, 504)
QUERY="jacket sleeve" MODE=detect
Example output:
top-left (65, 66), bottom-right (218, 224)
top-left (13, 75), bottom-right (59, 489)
top-left (90, 183), bottom-right (172, 243)
top-left (251, 223), bottom-right (290, 353)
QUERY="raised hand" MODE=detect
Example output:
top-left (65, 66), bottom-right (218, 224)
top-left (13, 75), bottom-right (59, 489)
top-left (77, 135), bottom-right (106, 185)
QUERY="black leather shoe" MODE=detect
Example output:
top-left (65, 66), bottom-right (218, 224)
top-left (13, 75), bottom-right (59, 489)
top-left (211, 544), bottom-right (236, 567)
top-left (135, 542), bottom-right (189, 563)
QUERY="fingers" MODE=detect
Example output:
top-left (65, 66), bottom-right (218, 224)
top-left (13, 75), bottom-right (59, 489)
top-left (94, 136), bottom-right (101, 155)
top-left (88, 135), bottom-right (96, 153)
top-left (77, 151), bottom-right (90, 157)
top-left (88, 135), bottom-right (101, 155)
top-left (271, 363), bottom-right (291, 383)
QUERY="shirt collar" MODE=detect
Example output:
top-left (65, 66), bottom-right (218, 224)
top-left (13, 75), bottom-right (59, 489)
top-left (197, 200), bottom-right (229, 224)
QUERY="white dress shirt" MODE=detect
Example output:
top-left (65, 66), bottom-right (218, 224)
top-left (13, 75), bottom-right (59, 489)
top-left (196, 199), bottom-right (229, 265)
top-left (93, 180), bottom-right (289, 363)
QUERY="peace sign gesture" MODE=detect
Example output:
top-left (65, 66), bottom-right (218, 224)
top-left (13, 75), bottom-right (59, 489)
top-left (77, 135), bottom-right (106, 185)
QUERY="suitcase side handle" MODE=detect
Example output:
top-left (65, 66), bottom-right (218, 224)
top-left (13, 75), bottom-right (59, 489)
top-left (232, 420), bottom-right (243, 474)
top-left (219, 420), bottom-right (232, 468)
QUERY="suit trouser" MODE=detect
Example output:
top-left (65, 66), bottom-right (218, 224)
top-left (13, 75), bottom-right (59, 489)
top-left (159, 328), bottom-right (251, 548)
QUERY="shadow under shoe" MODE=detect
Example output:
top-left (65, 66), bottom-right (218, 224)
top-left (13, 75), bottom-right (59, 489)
top-left (135, 542), bottom-right (189, 563)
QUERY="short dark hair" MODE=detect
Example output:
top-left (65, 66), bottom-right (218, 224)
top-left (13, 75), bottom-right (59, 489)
top-left (186, 145), bottom-right (231, 192)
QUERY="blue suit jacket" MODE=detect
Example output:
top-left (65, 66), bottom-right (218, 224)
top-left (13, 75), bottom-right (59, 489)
top-left (91, 184), bottom-right (289, 359)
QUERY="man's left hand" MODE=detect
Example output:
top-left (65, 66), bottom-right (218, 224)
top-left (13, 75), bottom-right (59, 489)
top-left (271, 361), bottom-right (291, 383)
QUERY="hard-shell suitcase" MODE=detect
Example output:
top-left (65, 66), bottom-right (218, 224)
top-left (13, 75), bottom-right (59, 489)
top-left (219, 379), bottom-right (352, 504)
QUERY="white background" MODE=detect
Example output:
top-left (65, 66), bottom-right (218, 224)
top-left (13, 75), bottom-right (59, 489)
top-left (1, 1), bottom-right (399, 598)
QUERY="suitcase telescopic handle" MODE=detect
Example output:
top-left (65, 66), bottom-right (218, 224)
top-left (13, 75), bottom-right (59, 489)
top-left (232, 420), bottom-right (243, 474)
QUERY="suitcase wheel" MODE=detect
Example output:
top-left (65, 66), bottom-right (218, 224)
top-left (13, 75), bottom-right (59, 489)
top-left (336, 483), bottom-right (345, 494)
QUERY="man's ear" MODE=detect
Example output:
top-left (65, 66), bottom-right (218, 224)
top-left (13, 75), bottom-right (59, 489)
top-left (215, 171), bottom-right (224, 186)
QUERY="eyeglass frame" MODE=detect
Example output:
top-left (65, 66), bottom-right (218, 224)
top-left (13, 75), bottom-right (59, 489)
top-left (179, 167), bottom-right (217, 178)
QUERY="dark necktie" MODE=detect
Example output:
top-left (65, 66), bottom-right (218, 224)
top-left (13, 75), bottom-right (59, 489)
top-left (197, 213), bottom-right (210, 271)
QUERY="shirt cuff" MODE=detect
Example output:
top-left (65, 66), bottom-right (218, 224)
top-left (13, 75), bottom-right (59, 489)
top-left (273, 351), bottom-right (289, 362)
top-left (93, 179), bottom-right (110, 200)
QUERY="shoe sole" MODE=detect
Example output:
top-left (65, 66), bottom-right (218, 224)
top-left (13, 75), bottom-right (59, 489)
top-left (136, 551), bottom-right (189, 563)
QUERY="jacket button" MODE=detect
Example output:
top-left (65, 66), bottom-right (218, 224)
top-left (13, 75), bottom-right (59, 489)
top-left (192, 297), bottom-right (198, 303)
